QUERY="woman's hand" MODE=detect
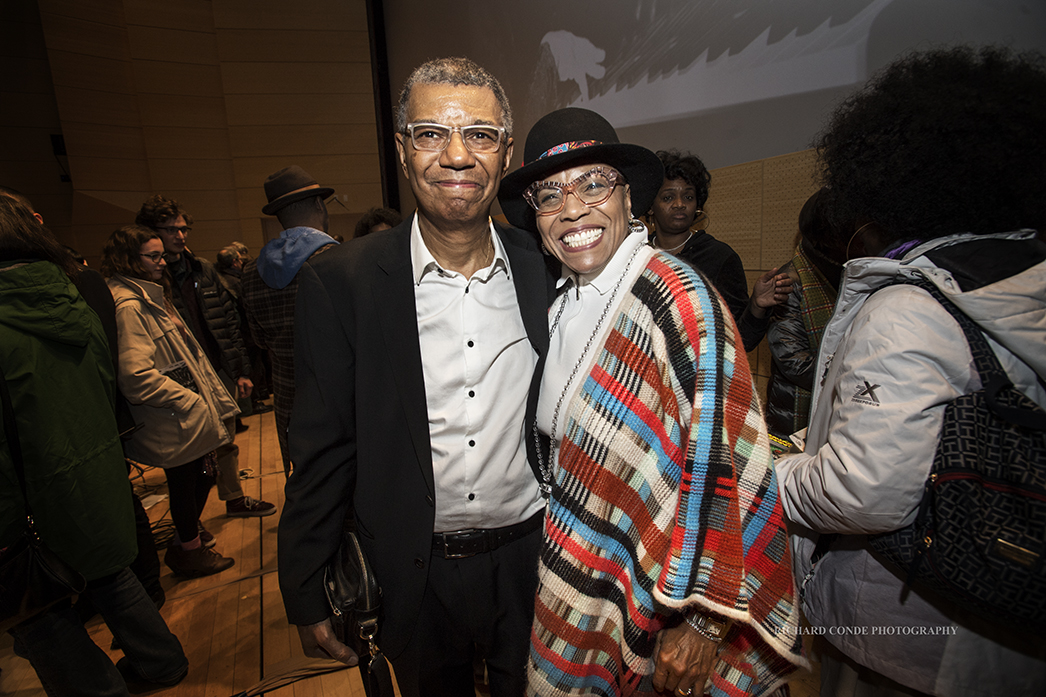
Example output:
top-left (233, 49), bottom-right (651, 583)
top-left (651, 622), bottom-right (720, 695)
top-left (749, 268), bottom-right (794, 317)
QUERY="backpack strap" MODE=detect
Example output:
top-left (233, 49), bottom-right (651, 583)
top-left (892, 276), bottom-right (1046, 432)
top-left (805, 273), bottom-right (1046, 577)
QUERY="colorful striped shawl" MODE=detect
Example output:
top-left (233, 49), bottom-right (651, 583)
top-left (529, 254), bottom-right (805, 696)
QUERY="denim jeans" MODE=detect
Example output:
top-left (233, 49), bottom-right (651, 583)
top-left (10, 567), bottom-right (187, 697)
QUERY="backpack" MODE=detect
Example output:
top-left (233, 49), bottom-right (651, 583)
top-left (867, 277), bottom-right (1046, 635)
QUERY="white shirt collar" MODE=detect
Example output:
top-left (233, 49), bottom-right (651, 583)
top-left (410, 213), bottom-right (508, 285)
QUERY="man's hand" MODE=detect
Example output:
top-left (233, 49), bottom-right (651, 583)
top-left (651, 622), bottom-right (720, 695)
top-left (236, 376), bottom-right (253, 400)
top-left (297, 619), bottom-right (359, 666)
top-left (749, 268), bottom-right (793, 318)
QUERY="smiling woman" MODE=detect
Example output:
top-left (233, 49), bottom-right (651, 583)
top-left (529, 164), bottom-right (630, 276)
top-left (498, 108), bottom-right (805, 697)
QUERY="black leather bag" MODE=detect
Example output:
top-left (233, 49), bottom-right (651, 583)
top-left (323, 526), bottom-right (394, 697)
top-left (0, 523), bottom-right (87, 633)
top-left (0, 362), bottom-right (87, 634)
top-left (867, 278), bottom-right (1046, 635)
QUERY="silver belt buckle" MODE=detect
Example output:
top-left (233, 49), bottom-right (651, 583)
top-left (440, 528), bottom-right (478, 559)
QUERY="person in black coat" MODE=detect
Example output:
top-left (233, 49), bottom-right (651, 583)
top-left (277, 58), bottom-right (556, 697)
top-left (647, 150), bottom-right (791, 351)
top-left (765, 189), bottom-right (848, 447)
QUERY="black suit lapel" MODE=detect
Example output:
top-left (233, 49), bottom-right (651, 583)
top-left (375, 223), bottom-right (435, 498)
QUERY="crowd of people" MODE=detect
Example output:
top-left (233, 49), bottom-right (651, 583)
top-left (2, 42), bottom-right (1043, 697)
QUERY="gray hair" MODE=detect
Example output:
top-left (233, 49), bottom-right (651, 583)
top-left (215, 245), bottom-right (241, 271)
top-left (396, 57), bottom-right (513, 137)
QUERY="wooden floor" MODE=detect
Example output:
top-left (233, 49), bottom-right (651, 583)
top-left (0, 404), bottom-right (821, 697)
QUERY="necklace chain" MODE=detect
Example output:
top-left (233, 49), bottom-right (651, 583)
top-left (658, 229), bottom-right (694, 252)
top-left (534, 241), bottom-right (644, 496)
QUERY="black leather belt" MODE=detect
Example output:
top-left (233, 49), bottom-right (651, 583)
top-left (432, 511), bottom-right (543, 559)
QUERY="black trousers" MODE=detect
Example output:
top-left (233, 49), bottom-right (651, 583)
top-left (128, 485), bottom-right (163, 602)
top-left (163, 457), bottom-right (214, 543)
top-left (390, 526), bottom-right (542, 697)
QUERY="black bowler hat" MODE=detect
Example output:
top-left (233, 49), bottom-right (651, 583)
top-left (498, 108), bottom-right (664, 233)
top-left (261, 166), bottom-right (335, 215)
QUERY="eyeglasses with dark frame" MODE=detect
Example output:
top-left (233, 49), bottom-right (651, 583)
top-left (155, 225), bottom-right (191, 235)
top-left (523, 167), bottom-right (621, 216)
top-left (139, 252), bottom-right (165, 262)
top-left (404, 122), bottom-right (506, 153)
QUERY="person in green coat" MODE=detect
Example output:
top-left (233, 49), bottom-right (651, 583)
top-left (0, 192), bottom-right (187, 697)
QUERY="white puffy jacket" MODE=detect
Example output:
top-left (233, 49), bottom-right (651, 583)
top-left (776, 231), bottom-right (1046, 696)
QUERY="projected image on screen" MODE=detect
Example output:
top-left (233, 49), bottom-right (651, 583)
top-left (384, 0), bottom-right (1045, 176)
top-left (533, 0), bottom-right (890, 127)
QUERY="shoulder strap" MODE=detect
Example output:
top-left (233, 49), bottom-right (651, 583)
top-left (0, 360), bottom-right (32, 513)
top-left (888, 277), bottom-right (1046, 431)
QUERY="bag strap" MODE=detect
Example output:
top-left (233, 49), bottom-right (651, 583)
top-left (889, 276), bottom-right (1046, 431)
top-left (0, 360), bottom-right (33, 516)
top-left (805, 273), bottom-right (1045, 575)
top-left (229, 656), bottom-right (350, 697)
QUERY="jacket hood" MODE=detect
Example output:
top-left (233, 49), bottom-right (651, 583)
top-left (108, 273), bottom-right (166, 311)
top-left (840, 231), bottom-right (1046, 379)
top-left (0, 261), bottom-right (95, 348)
top-left (256, 226), bottom-right (337, 289)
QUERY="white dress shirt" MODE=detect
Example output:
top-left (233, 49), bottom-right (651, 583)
top-left (411, 216), bottom-right (543, 532)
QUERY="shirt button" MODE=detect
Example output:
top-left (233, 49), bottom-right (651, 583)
top-left (468, 390), bottom-right (475, 398)
top-left (414, 558), bottom-right (425, 568)
top-left (469, 440), bottom-right (476, 447)
top-left (468, 493), bottom-right (475, 501)
top-left (467, 340), bottom-right (474, 348)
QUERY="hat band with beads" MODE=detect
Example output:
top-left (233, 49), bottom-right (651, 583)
top-left (532, 140), bottom-right (603, 162)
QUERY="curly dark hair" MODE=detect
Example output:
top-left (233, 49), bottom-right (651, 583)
top-left (816, 45), bottom-right (1046, 245)
top-left (135, 194), bottom-right (194, 229)
top-left (798, 187), bottom-right (850, 258)
top-left (101, 225), bottom-right (169, 294)
top-left (0, 194), bottom-right (80, 279)
top-left (655, 150), bottom-right (712, 209)
top-left (354, 207), bottom-right (403, 238)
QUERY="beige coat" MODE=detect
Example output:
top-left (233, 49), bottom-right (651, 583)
top-left (108, 274), bottom-right (238, 468)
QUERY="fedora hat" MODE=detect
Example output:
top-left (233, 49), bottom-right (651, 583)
top-left (261, 166), bottom-right (335, 215)
top-left (499, 108), bottom-right (664, 232)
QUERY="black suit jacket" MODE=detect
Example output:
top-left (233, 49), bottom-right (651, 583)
top-left (277, 218), bottom-right (554, 658)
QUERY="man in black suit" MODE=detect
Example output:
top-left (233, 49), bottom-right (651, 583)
top-left (277, 58), bottom-right (555, 697)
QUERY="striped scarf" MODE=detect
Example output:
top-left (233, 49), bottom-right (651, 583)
top-left (791, 245), bottom-right (837, 432)
top-left (529, 255), bottom-right (805, 696)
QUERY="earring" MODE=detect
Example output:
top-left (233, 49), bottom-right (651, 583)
top-left (846, 222), bottom-right (874, 259)
top-left (692, 209), bottom-right (709, 232)
top-left (629, 218), bottom-right (647, 236)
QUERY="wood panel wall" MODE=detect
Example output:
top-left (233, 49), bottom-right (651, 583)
top-left (705, 148), bottom-right (821, 394)
top-left (4, 0), bottom-right (819, 403)
top-left (6, 0), bottom-right (380, 267)
top-left (0, 1), bottom-right (75, 238)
